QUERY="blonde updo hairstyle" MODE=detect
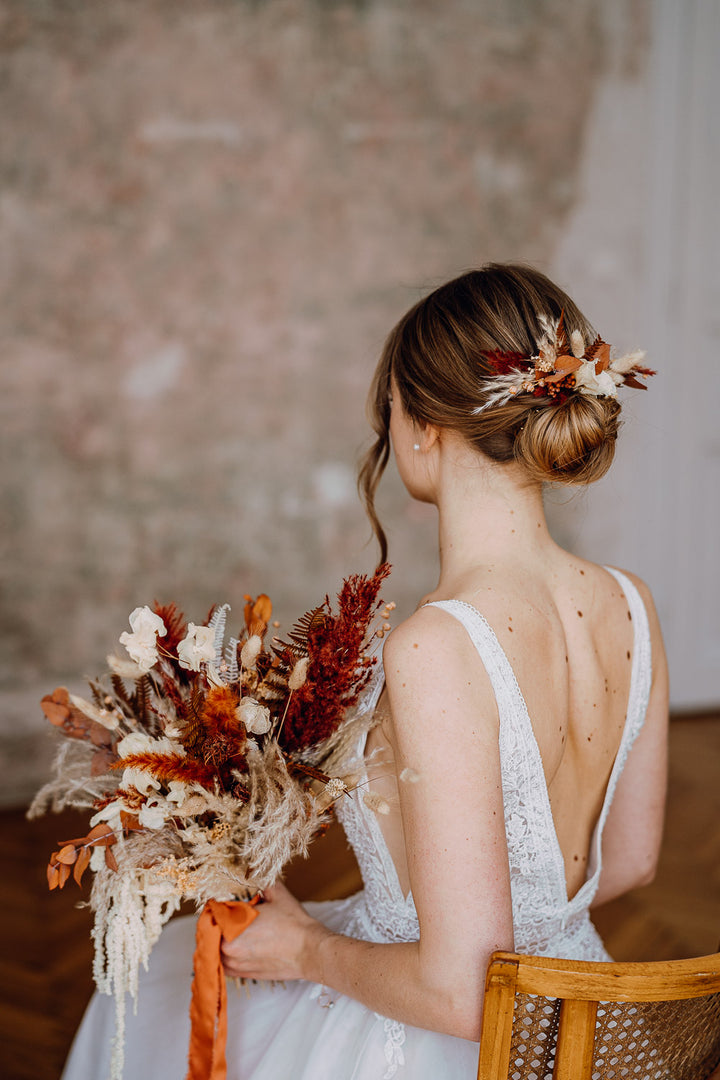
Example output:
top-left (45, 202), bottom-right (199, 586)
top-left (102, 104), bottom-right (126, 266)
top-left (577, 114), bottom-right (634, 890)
top-left (359, 264), bottom-right (621, 561)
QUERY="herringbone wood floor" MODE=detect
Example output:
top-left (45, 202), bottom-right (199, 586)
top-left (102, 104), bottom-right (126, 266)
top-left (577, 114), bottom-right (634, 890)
top-left (2, 714), bottom-right (718, 1080)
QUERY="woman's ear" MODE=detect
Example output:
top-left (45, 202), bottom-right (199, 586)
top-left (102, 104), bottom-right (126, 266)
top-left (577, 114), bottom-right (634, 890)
top-left (415, 423), bottom-right (440, 453)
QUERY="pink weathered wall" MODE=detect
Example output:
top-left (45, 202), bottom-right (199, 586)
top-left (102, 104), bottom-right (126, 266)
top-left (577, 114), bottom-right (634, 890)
top-left (0, 0), bottom-right (649, 800)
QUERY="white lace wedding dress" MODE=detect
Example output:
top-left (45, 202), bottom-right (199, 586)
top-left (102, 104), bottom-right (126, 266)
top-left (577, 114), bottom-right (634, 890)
top-left (62, 568), bottom-right (651, 1080)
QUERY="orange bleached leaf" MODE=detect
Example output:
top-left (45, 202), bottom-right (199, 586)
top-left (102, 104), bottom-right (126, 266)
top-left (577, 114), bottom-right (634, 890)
top-left (554, 354), bottom-right (582, 374)
top-left (41, 692), bottom-right (71, 727)
top-left (120, 811), bottom-right (143, 831)
top-left (245, 593), bottom-right (272, 636)
top-left (58, 862), bottom-right (72, 888)
top-left (594, 342), bottom-right (611, 372)
top-left (105, 846), bottom-right (119, 872)
top-left (622, 374), bottom-right (650, 390)
top-left (253, 594), bottom-right (272, 623)
top-left (86, 822), bottom-right (116, 842)
top-left (73, 846), bottom-right (91, 886)
top-left (55, 844), bottom-right (78, 865)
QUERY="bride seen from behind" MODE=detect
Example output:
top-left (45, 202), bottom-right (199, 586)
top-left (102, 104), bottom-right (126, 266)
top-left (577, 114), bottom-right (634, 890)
top-left (63, 263), bottom-right (668, 1079)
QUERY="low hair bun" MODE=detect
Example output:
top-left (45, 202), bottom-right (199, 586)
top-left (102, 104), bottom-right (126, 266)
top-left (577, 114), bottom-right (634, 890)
top-left (513, 394), bottom-right (621, 485)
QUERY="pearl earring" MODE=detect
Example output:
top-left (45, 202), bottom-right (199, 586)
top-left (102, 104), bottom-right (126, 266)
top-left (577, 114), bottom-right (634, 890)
top-left (413, 443), bottom-right (420, 451)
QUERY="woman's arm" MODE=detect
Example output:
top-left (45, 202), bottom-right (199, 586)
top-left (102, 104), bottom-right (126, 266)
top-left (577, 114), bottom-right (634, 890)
top-left (591, 572), bottom-right (670, 907)
top-left (222, 606), bottom-right (515, 1041)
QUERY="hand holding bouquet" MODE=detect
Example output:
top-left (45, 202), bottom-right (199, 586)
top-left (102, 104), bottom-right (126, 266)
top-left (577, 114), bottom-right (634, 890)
top-left (29, 566), bottom-right (392, 1080)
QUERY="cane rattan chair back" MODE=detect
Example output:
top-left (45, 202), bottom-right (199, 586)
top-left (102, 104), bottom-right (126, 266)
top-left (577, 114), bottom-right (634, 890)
top-left (477, 950), bottom-right (720, 1080)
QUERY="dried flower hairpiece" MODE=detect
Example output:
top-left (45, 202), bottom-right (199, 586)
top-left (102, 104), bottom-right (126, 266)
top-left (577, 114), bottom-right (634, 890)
top-left (473, 313), bottom-right (654, 414)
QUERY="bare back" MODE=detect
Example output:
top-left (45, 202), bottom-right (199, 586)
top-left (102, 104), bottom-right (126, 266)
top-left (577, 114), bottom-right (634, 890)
top-left (367, 552), bottom-right (661, 903)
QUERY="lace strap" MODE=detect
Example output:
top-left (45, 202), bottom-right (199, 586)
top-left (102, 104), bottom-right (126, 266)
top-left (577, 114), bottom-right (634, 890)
top-left (572, 566), bottom-right (654, 898)
top-left (602, 566), bottom-right (653, 744)
top-left (422, 599), bottom-right (528, 724)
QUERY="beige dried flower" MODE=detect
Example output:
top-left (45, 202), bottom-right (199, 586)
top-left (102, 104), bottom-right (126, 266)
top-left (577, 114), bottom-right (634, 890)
top-left (570, 329), bottom-right (586, 359)
top-left (288, 656), bottom-right (309, 691)
top-left (236, 697), bottom-right (271, 735)
top-left (240, 634), bottom-right (262, 670)
top-left (362, 792), bottom-right (391, 816)
top-left (314, 777), bottom-right (348, 813)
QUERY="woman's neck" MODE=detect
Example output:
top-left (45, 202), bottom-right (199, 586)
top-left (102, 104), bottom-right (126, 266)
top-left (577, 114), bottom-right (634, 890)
top-left (430, 434), bottom-right (557, 592)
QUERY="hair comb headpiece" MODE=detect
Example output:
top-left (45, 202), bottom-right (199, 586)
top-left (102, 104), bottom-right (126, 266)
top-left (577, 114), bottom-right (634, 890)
top-left (472, 313), bottom-right (654, 414)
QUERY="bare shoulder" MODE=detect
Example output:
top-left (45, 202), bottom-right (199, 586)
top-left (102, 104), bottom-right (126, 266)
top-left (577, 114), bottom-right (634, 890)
top-left (382, 605), bottom-right (499, 743)
top-left (606, 566), bottom-right (663, 634)
top-left (382, 603), bottom-right (479, 670)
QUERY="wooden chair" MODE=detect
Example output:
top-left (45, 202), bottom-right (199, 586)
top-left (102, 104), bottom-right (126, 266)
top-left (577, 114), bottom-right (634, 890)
top-left (477, 950), bottom-right (720, 1080)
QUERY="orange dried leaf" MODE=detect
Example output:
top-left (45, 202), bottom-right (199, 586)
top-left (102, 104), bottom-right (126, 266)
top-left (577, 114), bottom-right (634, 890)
top-left (58, 862), bottom-right (72, 888)
top-left (245, 593), bottom-right (273, 636)
top-left (622, 374), bottom-right (649, 391)
top-left (41, 697), bottom-right (70, 727)
top-left (87, 823), bottom-right (115, 842)
top-left (56, 844), bottom-right (78, 865)
top-left (553, 354), bottom-right (582, 375)
top-left (120, 811), bottom-right (143, 831)
top-left (253, 594), bottom-right (272, 623)
top-left (105, 846), bottom-right (118, 872)
top-left (593, 342), bottom-right (611, 372)
top-left (73, 846), bottom-right (91, 886)
top-left (47, 862), bottom-right (60, 890)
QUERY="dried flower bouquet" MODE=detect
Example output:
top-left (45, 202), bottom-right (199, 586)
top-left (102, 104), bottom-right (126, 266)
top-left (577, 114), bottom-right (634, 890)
top-left (29, 565), bottom-right (392, 1080)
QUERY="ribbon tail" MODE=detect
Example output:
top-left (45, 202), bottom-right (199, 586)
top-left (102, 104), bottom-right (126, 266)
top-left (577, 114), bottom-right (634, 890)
top-left (186, 898), bottom-right (259, 1080)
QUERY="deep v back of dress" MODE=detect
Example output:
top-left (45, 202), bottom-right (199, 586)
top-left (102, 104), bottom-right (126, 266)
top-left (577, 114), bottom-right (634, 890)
top-left (336, 565), bottom-right (652, 961)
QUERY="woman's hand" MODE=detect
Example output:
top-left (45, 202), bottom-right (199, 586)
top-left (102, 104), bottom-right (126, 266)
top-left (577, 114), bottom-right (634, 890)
top-left (220, 881), bottom-right (327, 983)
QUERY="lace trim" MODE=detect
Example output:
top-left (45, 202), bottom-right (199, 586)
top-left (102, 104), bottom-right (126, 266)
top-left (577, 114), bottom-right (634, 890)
top-left (375, 1016), bottom-right (406, 1078)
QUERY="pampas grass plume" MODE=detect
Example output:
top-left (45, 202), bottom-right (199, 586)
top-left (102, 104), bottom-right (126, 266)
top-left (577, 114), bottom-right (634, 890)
top-left (240, 634), bottom-right (262, 669)
top-left (288, 656), bottom-right (309, 691)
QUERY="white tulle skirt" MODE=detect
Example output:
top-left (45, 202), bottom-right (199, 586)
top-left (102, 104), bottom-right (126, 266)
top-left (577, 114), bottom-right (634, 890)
top-left (62, 895), bottom-right (479, 1080)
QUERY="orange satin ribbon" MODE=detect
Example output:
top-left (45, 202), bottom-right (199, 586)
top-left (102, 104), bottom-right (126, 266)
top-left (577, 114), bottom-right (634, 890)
top-left (186, 897), bottom-right (260, 1080)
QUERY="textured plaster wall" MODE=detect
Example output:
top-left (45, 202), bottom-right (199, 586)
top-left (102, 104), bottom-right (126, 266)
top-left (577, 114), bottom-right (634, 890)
top-left (0, 0), bottom-right (648, 801)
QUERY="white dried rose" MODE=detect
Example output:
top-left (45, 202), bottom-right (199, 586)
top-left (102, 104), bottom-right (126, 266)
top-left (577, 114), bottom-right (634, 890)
top-left (120, 766), bottom-right (161, 796)
top-left (240, 634), bottom-right (262, 669)
top-left (177, 623), bottom-right (216, 671)
top-left (236, 696), bottom-right (271, 735)
top-left (573, 361), bottom-right (618, 398)
top-left (165, 780), bottom-right (191, 804)
top-left (138, 799), bottom-right (167, 830)
top-left (117, 733), bottom-right (181, 758)
top-left (119, 606), bottom-right (167, 673)
top-left (106, 652), bottom-right (145, 679)
top-left (89, 800), bottom-right (124, 829)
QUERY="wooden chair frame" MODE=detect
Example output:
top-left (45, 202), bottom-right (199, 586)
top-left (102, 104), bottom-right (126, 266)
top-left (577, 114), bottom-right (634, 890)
top-left (477, 950), bottom-right (720, 1080)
